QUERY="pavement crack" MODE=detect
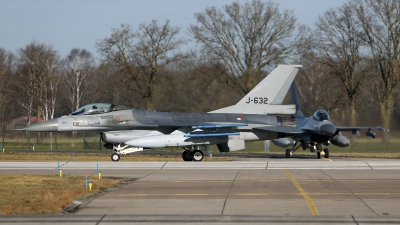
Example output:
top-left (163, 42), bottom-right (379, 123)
top-left (351, 215), bottom-right (359, 225)
top-left (55, 161), bottom-right (69, 169)
top-left (221, 170), bottom-right (240, 215)
top-left (96, 214), bottom-right (106, 225)
top-left (138, 170), bottom-right (159, 181)
top-left (320, 170), bottom-right (379, 216)
top-left (365, 161), bottom-right (374, 170)
top-left (161, 162), bottom-right (167, 169)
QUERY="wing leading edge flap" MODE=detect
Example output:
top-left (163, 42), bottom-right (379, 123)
top-left (255, 125), bottom-right (303, 134)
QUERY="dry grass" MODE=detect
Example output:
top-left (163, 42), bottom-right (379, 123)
top-left (0, 174), bottom-right (124, 214)
top-left (329, 152), bottom-right (400, 159)
top-left (0, 152), bottom-right (232, 162)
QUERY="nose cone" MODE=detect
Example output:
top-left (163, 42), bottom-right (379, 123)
top-left (320, 123), bottom-right (336, 136)
top-left (22, 119), bottom-right (58, 132)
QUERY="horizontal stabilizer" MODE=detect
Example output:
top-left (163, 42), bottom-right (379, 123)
top-left (255, 126), bottom-right (303, 134)
top-left (185, 132), bottom-right (240, 138)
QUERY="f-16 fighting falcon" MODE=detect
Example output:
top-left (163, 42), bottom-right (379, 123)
top-left (271, 81), bottom-right (389, 159)
top-left (23, 65), bottom-right (303, 162)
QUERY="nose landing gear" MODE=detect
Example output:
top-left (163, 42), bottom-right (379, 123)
top-left (111, 153), bottom-right (120, 162)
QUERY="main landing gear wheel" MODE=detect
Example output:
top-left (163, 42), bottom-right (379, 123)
top-left (182, 150), bottom-right (193, 161)
top-left (192, 150), bottom-right (204, 162)
top-left (324, 148), bottom-right (329, 158)
top-left (317, 151), bottom-right (321, 159)
top-left (285, 149), bottom-right (291, 158)
top-left (111, 153), bottom-right (120, 162)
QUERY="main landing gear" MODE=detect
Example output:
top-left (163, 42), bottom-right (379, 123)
top-left (285, 142), bottom-right (329, 159)
top-left (182, 146), bottom-right (206, 162)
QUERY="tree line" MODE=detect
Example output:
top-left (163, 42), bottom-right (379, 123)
top-left (0, 0), bottom-right (399, 140)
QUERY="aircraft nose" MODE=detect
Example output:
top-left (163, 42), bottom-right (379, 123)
top-left (22, 119), bottom-right (58, 132)
top-left (320, 123), bottom-right (336, 136)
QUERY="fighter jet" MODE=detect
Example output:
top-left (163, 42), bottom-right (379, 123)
top-left (23, 65), bottom-right (303, 162)
top-left (271, 81), bottom-right (389, 158)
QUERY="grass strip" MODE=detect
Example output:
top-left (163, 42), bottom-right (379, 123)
top-left (0, 174), bottom-right (124, 214)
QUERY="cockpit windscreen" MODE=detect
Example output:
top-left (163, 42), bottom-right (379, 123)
top-left (313, 110), bottom-right (330, 121)
top-left (70, 103), bottom-right (131, 115)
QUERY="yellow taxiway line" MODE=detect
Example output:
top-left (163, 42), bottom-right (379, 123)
top-left (284, 169), bottom-right (319, 216)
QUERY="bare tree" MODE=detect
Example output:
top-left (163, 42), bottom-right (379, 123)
top-left (296, 52), bottom-right (347, 119)
top-left (16, 41), bottom-right (59, 124)
top-left (62, 48), bottom-right (98, 111)
top-left (97, 20), bottom-right (185, 110)
top-left (0, 48), bottom-right (16, 129)
top-left (352, 0), bottom-right (400, 139)
top-left (314, 4), bottom-right (366, 126)
top-left (189, 0), bottom-right (306, 96)
top-left (42, 73), bottom-right (60, 120)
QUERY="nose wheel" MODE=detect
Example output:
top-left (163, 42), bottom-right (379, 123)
top-left (324, 148), bottom-right (329, 158)
top-left (285, 149), bottom-right (291, 158)
top-left (111, 153), bottom-right (120, 162)
top-left (316, 147), bottom-right (329, 159)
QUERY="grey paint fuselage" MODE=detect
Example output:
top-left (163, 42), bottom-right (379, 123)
top-left (26, 108), bottom-right (293, 145)
top-left (51, 109), bottom-right (284, 131)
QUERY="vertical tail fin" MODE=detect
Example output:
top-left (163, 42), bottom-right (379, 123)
top-left (237, 65), bottom-right (303, 105)
top-left (290, 80), bottom-right (305, 118)
top-left (210, 65), bottom-right (302, 114)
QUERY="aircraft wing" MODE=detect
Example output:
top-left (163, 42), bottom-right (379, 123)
top-left (335, 126), bottom-right (389, 138)
top-left (336, 126), bottom-right (389, 132)
top-left (254, 126), bottom-right (303, 134)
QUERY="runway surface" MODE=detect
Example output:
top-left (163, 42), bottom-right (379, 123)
top-left (0, 157), bottom-right (400, 224)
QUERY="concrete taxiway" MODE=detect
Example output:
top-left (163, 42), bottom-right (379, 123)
top-left (0, 157), bottom-right (400, 224)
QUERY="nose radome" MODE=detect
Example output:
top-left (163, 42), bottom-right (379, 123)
top-left (320, 123), bottom-right (336, 136)
top-left (22, 119), bottom-right (58, 132)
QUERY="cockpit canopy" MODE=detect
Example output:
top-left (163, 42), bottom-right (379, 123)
top-left (313, 110), bottom-right (330, 121)
top-left (70, 103), bottom-right (131, 115)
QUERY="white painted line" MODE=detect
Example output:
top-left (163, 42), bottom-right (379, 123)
top-left (1, 160), bottom-right (400, 170)
top-left (163, 162), bottom-right (267, 169)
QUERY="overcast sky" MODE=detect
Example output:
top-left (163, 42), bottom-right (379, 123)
top-left (0, 0), bottom-right (347, 59)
